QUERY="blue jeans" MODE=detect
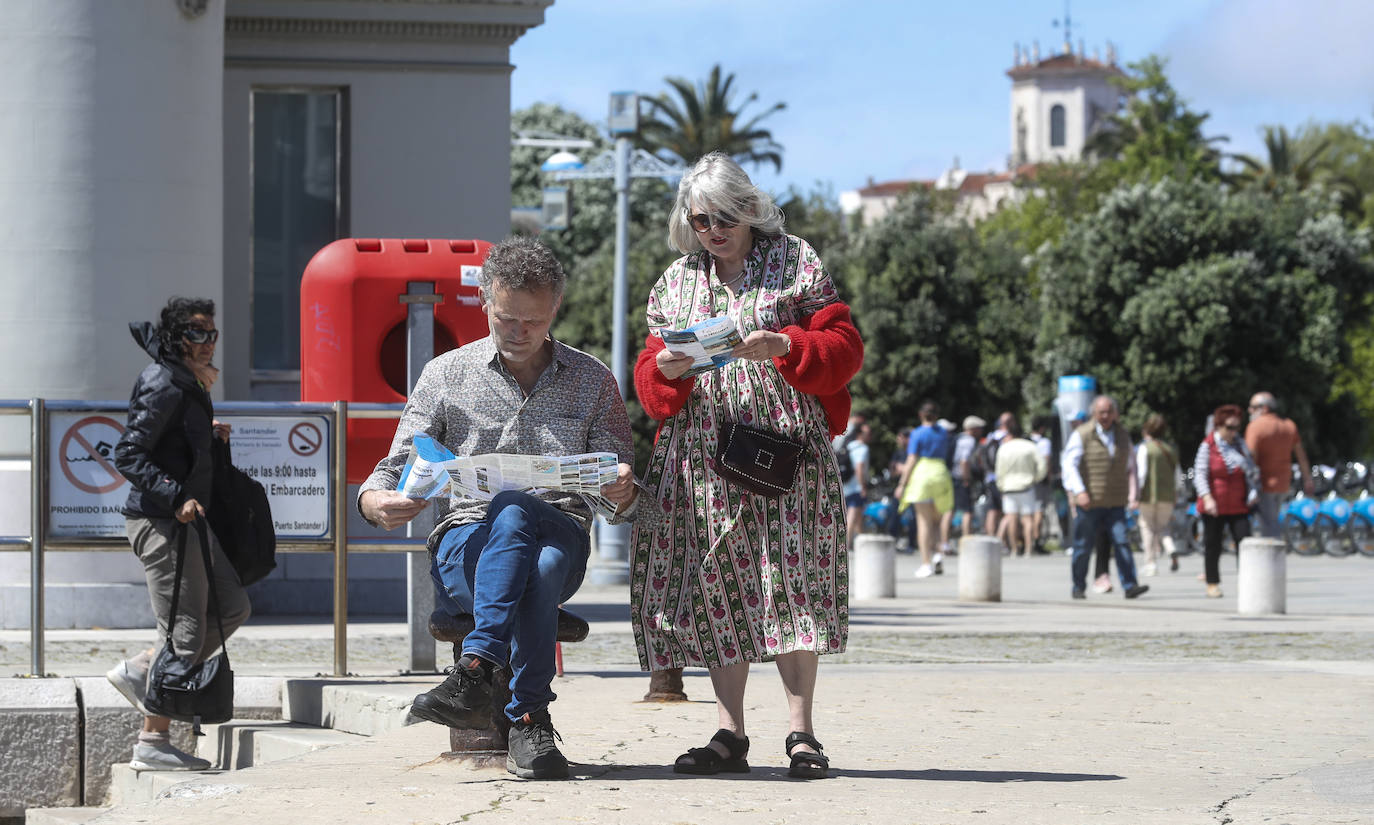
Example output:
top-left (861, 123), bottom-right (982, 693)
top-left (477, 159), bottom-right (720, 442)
top-left (1071, 506), bottom-right (1139, 592)
top-left (430, 491), bottom-right (589, 720)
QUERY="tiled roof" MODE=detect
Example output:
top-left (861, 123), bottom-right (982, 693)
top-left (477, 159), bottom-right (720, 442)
top-left (857, 179), bottom-right (933, 197)
top-left (1006, 53), bottom-right (1123, 79)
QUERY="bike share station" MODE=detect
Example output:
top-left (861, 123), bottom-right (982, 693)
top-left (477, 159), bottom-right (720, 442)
top-left (3, 237), bottom-right (524, 679)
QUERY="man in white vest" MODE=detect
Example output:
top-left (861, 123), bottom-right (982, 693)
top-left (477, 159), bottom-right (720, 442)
top-left (1060, 395), bottom-right (1149, 600)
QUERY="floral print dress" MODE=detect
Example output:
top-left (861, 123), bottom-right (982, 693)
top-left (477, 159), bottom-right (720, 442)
top-left (631, 234), bottom-right (848, 670)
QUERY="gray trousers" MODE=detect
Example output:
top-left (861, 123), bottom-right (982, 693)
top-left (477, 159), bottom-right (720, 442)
top-left (127, 517), bottom-right (252, 663)
top-left (1256, 492), bottom-right (1283, 539)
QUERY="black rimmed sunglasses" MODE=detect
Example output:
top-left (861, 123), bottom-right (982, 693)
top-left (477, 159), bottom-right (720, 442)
top-left (688, 211), bottom-right (740, 232)
top-left (183, 327), bottom-right (219, 345)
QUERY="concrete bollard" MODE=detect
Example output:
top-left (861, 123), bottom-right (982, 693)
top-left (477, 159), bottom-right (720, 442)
top-left (1238, 537), bottom-right (1286, 615)
top-left (958, 536), bottom-right (1003, 602)
top-left (853, 534), bottom-right (896, 599)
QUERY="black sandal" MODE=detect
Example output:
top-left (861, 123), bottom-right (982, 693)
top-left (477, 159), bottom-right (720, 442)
top-left (673, 728), bottom-right (751, 775)
top-left (785, 731), bottom-right (830, 779)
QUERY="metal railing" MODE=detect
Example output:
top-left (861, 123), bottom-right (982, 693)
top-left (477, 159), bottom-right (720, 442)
top-left (0, 398), bottom-right (423, 678)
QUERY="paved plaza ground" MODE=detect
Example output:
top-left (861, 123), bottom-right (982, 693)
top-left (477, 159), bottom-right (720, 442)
top-left (4, 549), bottom-right (1372, 824)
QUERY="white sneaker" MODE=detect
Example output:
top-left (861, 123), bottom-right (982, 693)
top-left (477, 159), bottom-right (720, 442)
top-left (1143, 562), bottom-right (1158, 577)
top-left (932, 552), bottom-right (945, 575)
top-left (130, 740), bottom-right (212, 771)
top-left (914, 564), bottom-right (934, 579)
top-left (1091, 574), bottom-right (1113, 594)
top-left (106, 659), bottom-right (150, 715)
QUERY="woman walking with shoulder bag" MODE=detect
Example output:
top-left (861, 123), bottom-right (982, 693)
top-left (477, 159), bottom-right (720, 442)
top-left (106, 296), bottom-right (252, 769)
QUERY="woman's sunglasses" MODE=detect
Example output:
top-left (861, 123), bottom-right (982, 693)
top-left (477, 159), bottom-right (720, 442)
top-left (183, 327), bottom-right (219, 345)
top-left (688, 211), bottom-right (740, 232)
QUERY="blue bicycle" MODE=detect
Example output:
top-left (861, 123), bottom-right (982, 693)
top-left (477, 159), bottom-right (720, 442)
top-left (1348, 495), bottom-right (1374, 558)
top-left (1281, 495), bottom-right (1322, 556)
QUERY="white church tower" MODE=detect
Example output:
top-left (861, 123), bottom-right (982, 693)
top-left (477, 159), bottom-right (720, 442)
top-left (1007, 37), bottom-right (1123, 166)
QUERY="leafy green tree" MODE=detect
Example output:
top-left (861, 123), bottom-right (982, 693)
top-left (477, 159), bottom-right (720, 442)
top-left (1032, 176), bottom-right (1374, 461)
top-left (777, 184), bottom-right (848, 263)
top-left (638, 64), bottom-right (786, 171)
top-left (836, 189), bottom-right (1034, 465)
top-left (511, 104), bottom-right (679, 469)
top-left (1085, 55), bottom-right (1229, 184)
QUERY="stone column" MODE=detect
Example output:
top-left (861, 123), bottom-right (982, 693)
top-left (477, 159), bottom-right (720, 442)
top-left (853, 534), bottom-right (896, 599)
top-left (1238, 537), bottom-right (1286, 615)
top-left (958, 536), bottom-right (1003, 602)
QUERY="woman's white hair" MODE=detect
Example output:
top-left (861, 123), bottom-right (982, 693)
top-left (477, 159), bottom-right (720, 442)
top-left (666, 152), bottom-right (786, 253)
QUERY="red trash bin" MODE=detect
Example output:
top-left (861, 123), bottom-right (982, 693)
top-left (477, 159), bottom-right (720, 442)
top-left (300, 238), bottom-right (493, 483)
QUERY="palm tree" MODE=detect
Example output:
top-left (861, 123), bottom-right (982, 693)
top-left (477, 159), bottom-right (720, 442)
top-left (638, 64), bottom-right (786, 172)
top-left (1232, 125), bottom-right (1333, 191)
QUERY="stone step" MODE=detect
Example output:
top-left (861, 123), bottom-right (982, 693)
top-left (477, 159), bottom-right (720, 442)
top-left (281, 677), bottom-right (433, 737)
top-left (106, 764), bottom-right (224, 806)
top-left (75, 675), bottom-right (284, 806)
top-left (23, 806), bottom-right (108, 824)
top-left (195, 719), bottom-right (365, 769)
top-left (0, 678), bottom-right (80, 814)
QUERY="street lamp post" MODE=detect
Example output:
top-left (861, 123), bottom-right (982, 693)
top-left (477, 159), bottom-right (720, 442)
top-left (550, 93), bottom-right (685, 585)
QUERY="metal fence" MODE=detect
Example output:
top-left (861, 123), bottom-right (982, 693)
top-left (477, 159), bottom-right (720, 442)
top-left (0, 398), bottom-right (422, 678)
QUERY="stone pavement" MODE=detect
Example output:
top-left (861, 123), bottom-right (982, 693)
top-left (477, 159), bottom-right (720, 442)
top-left (7, 550), bottom-right (1374, 824)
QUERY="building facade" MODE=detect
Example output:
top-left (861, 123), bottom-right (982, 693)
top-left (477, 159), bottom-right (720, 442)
top-left (843, 39), bottom-right (1122, 226)
top-left (0, 0), bottom-right (553, 626)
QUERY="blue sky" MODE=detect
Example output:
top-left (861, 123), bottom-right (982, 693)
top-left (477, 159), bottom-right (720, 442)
top-left (510, 0), bottom-right (1374, 198)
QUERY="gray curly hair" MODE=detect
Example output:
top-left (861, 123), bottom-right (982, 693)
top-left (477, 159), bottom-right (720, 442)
top-left (478, 235), bottom-right (566, 301)
top-left (666, 152), bottom-right (785, 254)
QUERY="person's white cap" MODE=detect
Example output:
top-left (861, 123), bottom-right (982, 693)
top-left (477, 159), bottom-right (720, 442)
top-left (937, 418), bottom-right (957, 431)
top-left (962, 415), bottom-right (986, 430)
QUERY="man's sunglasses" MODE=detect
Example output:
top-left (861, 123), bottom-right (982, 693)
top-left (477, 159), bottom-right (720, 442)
top-left (688, 211), bottom-right (740, 232)
top-left (183, 327), bottom-right (219, 345)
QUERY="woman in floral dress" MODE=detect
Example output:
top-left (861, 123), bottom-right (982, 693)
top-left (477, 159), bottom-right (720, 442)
top-left (631, 153), bottom-right (863, 779)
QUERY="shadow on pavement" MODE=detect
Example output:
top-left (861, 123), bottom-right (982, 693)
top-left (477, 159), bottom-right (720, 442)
top-left (569, 765), bottom-right (1124, 782)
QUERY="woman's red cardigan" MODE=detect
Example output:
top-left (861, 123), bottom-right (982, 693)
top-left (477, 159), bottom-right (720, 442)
top-left (633, 301), bottom-right (863, 437)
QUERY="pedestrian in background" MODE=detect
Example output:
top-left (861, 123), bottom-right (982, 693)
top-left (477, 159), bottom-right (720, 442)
top-left (1135, 413), bottom-right (1181, 575)
top-left (1193, 404), bottom-right (1260, 598)
top-left (109, 296), bottom-right (250, 771)
top-left (886, 426), bottom-right (916, 550)
top-left (1245, 392), bottom-right (1314, 538)
top-left (842, 420), bottom-right (873, 549)
top-left (1029, 415), bottom-right (1056, 553)
top-left (951, 416), bottom-right (984, 537)
top-left (1062, 396), bottom-right (1149, 600)
top-left (895, 400), bottom-right (954, 578)
top-left (936, 418), bottom-right (960, 553)
top-left (994, 417), bottom-right (1048, 558)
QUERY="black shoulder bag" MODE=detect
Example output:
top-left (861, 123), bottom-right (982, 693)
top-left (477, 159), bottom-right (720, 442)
top-left (144, 517), bottom-right (234, 733)
top-left (715, 423), bottom-right (807, 498)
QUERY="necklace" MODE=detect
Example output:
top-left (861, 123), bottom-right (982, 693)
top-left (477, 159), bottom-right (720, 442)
top-left (714, 260), bottom-right (746, 289)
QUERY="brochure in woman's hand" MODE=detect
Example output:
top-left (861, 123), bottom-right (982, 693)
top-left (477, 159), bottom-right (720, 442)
top-left (658, 316), bottom-right (743, 378)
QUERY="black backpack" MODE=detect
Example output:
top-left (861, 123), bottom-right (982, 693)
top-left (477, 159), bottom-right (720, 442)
top-left (835, 433), bottom-right (857, 483)
top-left (209, 438), bottom-right (277, 586)
top-left (970, 436), bottom-right (1000, 481)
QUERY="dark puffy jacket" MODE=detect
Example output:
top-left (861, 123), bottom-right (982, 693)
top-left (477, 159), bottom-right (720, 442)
top-left (115, 323), bottom-right (215, 519)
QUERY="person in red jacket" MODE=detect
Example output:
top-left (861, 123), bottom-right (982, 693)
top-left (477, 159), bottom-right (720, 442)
top-left (1192, 404), bottom-right (1260, 598)
top-left (630, 152), bottom-right (862, 781)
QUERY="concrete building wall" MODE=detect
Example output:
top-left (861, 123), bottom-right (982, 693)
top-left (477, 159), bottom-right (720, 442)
top-left (220, 1), bottom-right (537, 402)
top-left (0, 0), bottom-right (552, 627)
top-left (0, 0), bottom-right (225, 416)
